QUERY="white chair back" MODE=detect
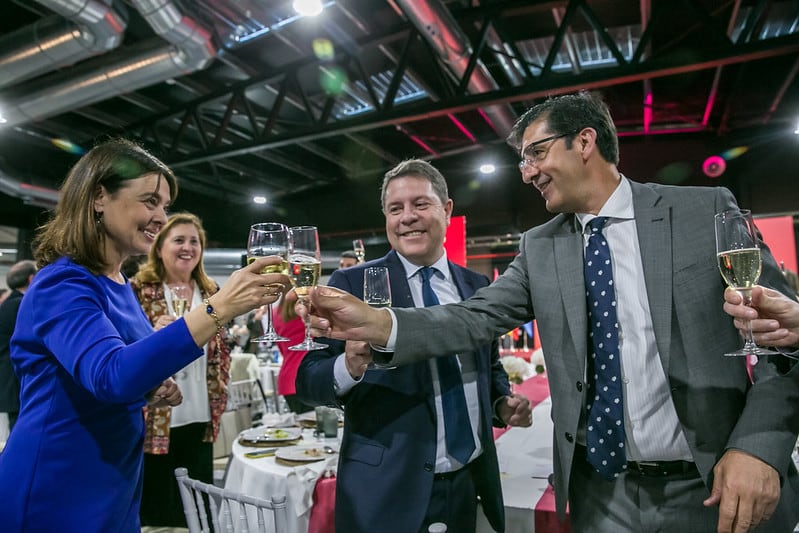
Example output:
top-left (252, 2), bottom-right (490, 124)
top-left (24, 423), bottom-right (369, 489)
top-left (175, 467), bottom-right (288, 533)
top-left (226, 379), bottom-right (267, 417)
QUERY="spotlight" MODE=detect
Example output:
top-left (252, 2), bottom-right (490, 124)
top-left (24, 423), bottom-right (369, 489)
top-left (253, 196), bottom-right (267, 204)
top-left (293, 0), bottom-right (323, 16)
top-left (702, 155), bottom-right (726, 178)
top-left (479, 164), bottom-right (495, 174)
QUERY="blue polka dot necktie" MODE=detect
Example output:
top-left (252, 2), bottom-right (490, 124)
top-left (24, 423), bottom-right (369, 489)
top-left (419, 266), bottom-right (476, 465)
top-left (584, 217), bottom-right (626, 480)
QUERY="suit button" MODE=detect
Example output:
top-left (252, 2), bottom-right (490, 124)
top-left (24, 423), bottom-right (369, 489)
top-left (565, 433), bottom-right (574, 443)
top-left (576, 381), bottom-right (583, 392)
top-left (424, 462), bottom-right (433, 472)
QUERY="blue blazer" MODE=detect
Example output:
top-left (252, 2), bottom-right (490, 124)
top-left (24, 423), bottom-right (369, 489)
top-left (296, 250), bottom-right (511, 533)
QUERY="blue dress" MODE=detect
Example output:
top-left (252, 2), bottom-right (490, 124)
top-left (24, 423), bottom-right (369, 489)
top-left (0, 257), bottom-right (203, 532)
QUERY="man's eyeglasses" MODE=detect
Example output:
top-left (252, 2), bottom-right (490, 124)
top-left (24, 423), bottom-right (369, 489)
top-left (517, 129), bottom-right (579, 173)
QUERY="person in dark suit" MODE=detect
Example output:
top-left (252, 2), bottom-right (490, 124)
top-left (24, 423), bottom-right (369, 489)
top-left (0, 260), bottom-right (37, 431)
top-left (299, 92), bottom-right (799, 532)
top-left (295, 159), bottom-right (532, 533)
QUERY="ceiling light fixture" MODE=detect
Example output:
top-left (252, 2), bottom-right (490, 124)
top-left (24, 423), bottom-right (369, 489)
top-left (293, 0), bottom-right (323, 17)
top-left (253, 195), bottom-right (267, 204)
top-left (479, 164), bottom-right (496, 174)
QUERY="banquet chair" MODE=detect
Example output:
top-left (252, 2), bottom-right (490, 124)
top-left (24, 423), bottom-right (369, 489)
top-left (175, 467), bottom-right (288, 533)
top-left (227, 378), bottom-right (268, 422)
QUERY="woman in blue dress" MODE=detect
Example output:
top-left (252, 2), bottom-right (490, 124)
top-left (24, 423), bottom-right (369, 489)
top-left (0, 139), bottom-right (290, 532)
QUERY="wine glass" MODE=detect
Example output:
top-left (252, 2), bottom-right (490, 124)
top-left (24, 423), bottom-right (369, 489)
top-left (288, 226), bottom-right (328, 351)
top-left (353, 239), bottom-right (365, 263)
top-left (715, 209), bottom-right (779, 357)
top-left (363, 266), bottom-right (396, 369)
top-left (247, 223), bottom-right (290, 343)
top-left (167, 284), bottom-right (191, 317)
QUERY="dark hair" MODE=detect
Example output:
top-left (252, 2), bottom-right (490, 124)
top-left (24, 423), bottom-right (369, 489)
top-left (134, 212), bottom-right (217, 297)
top-left (7, 260), bottom-right (37, 290)
top-left (506, 90), bottom-right (619, 165)
top-left (340, 250), bottom-right (358, 260)
top-left (381, 159), bottom-right (449, 210)
top-left (32, 139), bottom-right (178, 273)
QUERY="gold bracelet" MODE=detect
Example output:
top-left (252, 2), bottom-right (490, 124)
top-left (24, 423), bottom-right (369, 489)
top-left (203, 298), bottom-right (224, 333)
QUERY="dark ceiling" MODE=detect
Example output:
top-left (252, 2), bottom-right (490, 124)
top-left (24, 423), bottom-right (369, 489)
top-left (0, 0), bottom-right (798, 259)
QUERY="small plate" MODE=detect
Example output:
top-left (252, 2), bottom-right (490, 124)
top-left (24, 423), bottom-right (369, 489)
top-left (275, 445), bottom-right (337, 463)
top-left (240, 426), bottom-right (302, 443)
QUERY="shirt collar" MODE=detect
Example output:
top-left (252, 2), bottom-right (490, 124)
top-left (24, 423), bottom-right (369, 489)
top-left (576, 175), bottom-right (633, 233)
top-left (396, 250), bottom-right (451, 281)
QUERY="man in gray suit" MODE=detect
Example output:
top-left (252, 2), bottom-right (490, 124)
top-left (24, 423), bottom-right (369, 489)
top-left (299, 91), bottom-right (799, 532)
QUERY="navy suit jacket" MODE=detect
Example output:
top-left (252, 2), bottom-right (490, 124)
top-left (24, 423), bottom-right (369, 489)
top-left (295, 250), bottom-right (511, 532)
top-left (0, 289), bottom-right (23, 413)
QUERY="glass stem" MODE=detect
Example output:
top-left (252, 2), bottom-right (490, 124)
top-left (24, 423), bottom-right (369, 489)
top-left (302, 298), bottom-right (313, 343)
top-left (264, 303), bottom-right (275, 334)
top-left (741, 290), bottom-right (757, 349)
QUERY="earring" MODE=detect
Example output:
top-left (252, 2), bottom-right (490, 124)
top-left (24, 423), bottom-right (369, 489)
top-left (95, 212), bottom-right (103, 228)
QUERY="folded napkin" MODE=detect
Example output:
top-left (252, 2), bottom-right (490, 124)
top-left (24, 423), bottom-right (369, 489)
top-left (285, 456), bottom-right (338, 517)
top-left (258, 412), bottom-right (297, 428)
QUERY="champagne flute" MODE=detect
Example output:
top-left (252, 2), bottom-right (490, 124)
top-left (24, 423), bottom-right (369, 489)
top-left (363, 266), bottom-right (396, 369)
top-left (288, 226), bottom-right (328, 351)
top-left (353, 239), bottom-right (365, 263)
top-left (247, 223), bottom-right (290, 343)
top-left (715, 209), bottom-right (779, 357)
top-left (167, 284), bottom-right (191, 317)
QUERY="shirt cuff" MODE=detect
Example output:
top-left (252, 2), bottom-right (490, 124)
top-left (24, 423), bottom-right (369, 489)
top-left (333, 353), bottom-right (361, 396)
top-left (370, 308), bottom-right (397, 352)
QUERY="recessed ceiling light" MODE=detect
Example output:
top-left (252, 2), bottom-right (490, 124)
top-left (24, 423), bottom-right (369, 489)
top-left (293, 0), bottom-right (323, 17)
top-left (479, 164), bottom-right (496, 174)
top-left (253, 196), bottom-right (267, 204)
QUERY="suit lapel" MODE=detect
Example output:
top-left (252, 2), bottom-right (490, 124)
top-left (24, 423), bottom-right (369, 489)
top-left (554, 219), bottom-right (589, 380)
top-left (632, 183), bottom-right (673, 370)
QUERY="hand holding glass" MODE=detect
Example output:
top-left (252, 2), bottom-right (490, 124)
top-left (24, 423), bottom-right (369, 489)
top-left (288, 226), bottom-right (328, 351)
top-left (363, 266), bottom-right (396, 369)
top-left (247, 223), bottom-right (290, 343)
top-left (715, 209), bottom-right (778, 357)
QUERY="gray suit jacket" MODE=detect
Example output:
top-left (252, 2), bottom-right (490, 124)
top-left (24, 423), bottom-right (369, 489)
top-left (390, 181), bottom-right (799, 529)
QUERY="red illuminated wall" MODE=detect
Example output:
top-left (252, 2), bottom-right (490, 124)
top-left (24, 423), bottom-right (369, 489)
top-left (444, 216), bottom-right (466, 266)
top-left (754, 216), bottom-right (797, 273)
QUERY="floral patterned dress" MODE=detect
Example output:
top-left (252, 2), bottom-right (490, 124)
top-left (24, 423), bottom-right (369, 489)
top-left (130, 280), bottom-right (231, 453)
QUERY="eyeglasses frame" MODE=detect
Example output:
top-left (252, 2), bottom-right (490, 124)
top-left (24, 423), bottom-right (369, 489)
top-left (517, 129), bottom-right (580, 172)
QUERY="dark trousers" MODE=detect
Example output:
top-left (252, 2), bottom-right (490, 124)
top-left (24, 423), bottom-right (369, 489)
top-left (140, 422), bottom-right (213, 527)
top-left (419, 464), bottom-right (478, 533)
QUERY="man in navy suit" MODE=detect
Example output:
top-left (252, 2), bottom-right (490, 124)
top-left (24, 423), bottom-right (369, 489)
top-left (295, 159), bottom-right (532, 533)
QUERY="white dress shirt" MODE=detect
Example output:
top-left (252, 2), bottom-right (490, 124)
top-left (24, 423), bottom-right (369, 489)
top-left (576, 177), bottom-right (692, 461)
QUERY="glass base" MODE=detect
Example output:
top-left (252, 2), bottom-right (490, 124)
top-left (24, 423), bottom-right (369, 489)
top-left (366, 362), bottom-right (397, 370)
top-left (251, 331), bottom-right (290, 343)
top-left (724, 344), bottom-right (780, 357)
top-left (288, 339), bottom-right (328, 351)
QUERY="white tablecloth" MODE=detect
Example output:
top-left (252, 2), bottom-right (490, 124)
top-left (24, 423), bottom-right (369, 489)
top-left (224, 427), bottom-right (339, 533)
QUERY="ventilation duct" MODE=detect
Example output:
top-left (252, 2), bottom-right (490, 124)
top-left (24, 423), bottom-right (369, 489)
top-left (393, 0), bottom-right (518, 135)
top-left (0, 0), bottom-right (127, 90)
top-left (0, 170), bottom-right (58, 208)
top-left (0, 0), bottom-right (215, 127)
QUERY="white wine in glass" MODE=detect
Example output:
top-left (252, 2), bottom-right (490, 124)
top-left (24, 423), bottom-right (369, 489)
top-left (714, 209), bottom-right (778, 357)
top-left (168, 284), bottom-right (191, 317)
top-left (288, 226), bottom-right (328, 351)
top-left (247, 222), bottom-right (290, 343)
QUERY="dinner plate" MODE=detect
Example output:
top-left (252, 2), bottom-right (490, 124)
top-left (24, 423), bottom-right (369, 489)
top-left (239, 426), bottom-right (302, 443)
top-left (274, 445), bottom-right (338, 463)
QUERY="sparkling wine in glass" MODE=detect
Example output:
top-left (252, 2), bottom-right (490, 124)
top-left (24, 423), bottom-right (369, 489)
top-left (168, 284), bottom-right (191, 317)
top-left (363, 266), bottom-right (396, 369)
top-left (247, 223), bottom-right (290, 343)
top-left (288, 226), bottom-right (328, 351)
top-left (353, 239), bottom-right (366, 263)
top-left (715, 209), bottom-right (778, 357)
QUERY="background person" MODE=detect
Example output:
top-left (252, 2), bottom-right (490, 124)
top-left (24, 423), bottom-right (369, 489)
top-left (0, 260), bottom-right (37, 431)
top-left (272, 297), bottom-right (313, 414)
top-left (296, 159), bottom-right (531, 533)
top-left (131, 212), bottom-right (231, 527)
top-left (300, 92), bottom-right (799, 533)
top-left (0, 139), bottom-right (289, 532)
top-left (339, 250), bottom-right (359, 270)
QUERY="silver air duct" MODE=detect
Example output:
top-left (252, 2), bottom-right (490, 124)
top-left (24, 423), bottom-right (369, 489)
top-left (393, 0), bottom-right (518, 135)
top-left (0, 0), bottom-right (127, 89)
top-left (0, 0), bottom-right (215, 127)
